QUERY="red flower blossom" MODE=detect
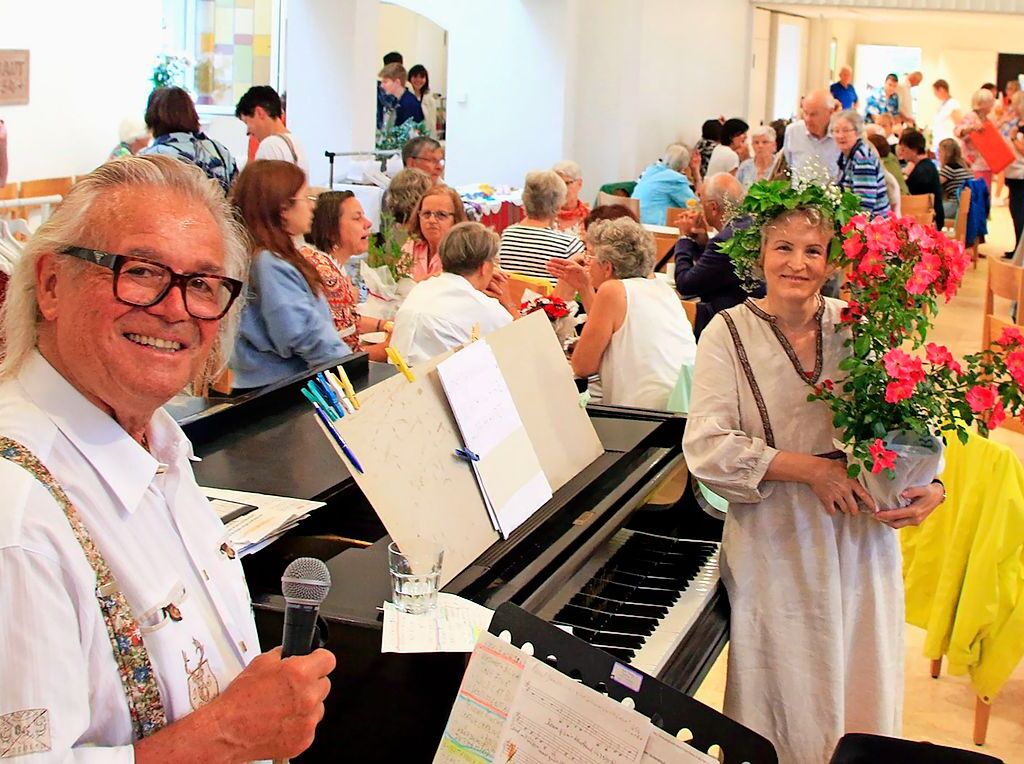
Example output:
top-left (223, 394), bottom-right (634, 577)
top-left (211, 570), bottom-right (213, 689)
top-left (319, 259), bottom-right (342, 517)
top-left (1006, 349), bottom-right (1024, 387)
top-left (997, 326), bottom-right (1024, 347)
top-left (966, 384), bottom-right (998, 414)
top-left (987, 400), bottom-right (1007, 430)
top-left (883, 348), bottom-right (925, 384)
top-left (885, 379), bottom-right (916, 403)
top-left (868, 438), bottom-right (898, 474)
top-left (925, 342), bottom-right (963, 375)
top-left (840, 301), bottom-right (864, 324)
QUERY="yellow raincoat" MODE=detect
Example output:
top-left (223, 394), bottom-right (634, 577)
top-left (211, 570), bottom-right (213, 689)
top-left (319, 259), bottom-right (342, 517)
top-left (902, 430), bottom-right (1024, 702)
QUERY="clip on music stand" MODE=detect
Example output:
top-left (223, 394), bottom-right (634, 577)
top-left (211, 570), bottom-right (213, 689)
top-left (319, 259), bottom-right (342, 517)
top-left (488, 602), bottom-right (778, 764)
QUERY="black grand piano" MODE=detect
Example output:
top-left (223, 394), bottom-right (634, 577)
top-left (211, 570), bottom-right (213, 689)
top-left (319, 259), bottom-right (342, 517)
top-left (176, 352), bottom-right (728, 762)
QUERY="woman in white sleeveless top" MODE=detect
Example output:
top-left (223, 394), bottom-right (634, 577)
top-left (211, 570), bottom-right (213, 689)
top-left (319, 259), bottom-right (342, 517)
top-left (548, 217), bottom-right (696, 409)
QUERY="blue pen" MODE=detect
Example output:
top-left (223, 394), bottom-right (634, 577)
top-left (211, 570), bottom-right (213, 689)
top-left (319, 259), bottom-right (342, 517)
top-left (313, 373), bottom-right (346, 418)
top-left (310, 402), bottom-right (365, 474)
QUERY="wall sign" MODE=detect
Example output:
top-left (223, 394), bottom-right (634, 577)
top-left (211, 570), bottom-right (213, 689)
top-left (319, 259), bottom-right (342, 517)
top-left (0, 50), bottom-right (30, 106)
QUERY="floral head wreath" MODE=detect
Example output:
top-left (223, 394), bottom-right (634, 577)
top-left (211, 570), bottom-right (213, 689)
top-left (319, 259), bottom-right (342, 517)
top-left (719, 173), bottom-right (863, 289)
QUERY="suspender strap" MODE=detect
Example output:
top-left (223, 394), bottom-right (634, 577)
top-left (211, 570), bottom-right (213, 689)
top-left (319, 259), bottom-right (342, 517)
top-left (720, 312), bottom-right (776, 449)
top-left (0, 437), bottom-right (168, 738)
top-left (278, 133), bottom-right (298, 163)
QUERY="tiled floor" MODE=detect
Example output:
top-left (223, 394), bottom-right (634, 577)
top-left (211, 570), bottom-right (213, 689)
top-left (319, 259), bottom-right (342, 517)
top-left (693, 205), bottom-right (1024, 762)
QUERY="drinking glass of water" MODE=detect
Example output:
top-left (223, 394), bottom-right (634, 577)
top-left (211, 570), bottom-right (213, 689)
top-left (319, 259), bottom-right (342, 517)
top-left (388, 541), bottom-right (444, 614)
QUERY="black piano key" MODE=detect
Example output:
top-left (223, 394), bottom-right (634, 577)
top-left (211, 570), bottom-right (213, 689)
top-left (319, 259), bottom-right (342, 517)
top-left (554, 604), bottom-right (659, 636)
top-left (589, 631), bottom-right (646, 649)
top-left (569, 593), bottom-right (668, 619)
top-left (598, 647), bottom-right (636, 662)
top-left (586, 581), bottom-right (679, 607)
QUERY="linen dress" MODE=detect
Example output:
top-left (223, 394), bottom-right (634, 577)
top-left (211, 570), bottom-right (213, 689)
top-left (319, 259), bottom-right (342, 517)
top-left (682, 297), bottom-right (904, 764)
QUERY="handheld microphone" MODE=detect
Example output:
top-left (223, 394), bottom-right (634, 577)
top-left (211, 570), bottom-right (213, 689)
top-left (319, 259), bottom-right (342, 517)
top-left (280, 557), bottom-right (331, 658)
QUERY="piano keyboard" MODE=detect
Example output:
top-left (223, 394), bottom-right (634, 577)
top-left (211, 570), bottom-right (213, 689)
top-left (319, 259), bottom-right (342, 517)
top-left (544, 529), bottom-right (720, 677)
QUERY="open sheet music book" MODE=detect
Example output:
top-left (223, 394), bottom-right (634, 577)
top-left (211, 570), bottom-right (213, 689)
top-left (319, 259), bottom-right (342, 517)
top-left (436, 340), bottom-right (552, 538)
top-left (435, 632), bottom-right (717, 764)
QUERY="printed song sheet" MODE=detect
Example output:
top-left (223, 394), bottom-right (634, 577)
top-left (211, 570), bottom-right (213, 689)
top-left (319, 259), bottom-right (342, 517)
top-left (435, 632), bottom-right (528, 763)
top-left (639, 727), bottom-right (717, 764)
top-left (495, 658), bottom-right (649, 763)
top-left (436, 340), bottom-right (552, 537)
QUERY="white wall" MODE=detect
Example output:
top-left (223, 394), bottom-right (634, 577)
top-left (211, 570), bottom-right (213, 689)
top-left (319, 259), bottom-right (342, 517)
top-left (571, 0), bottom-right (752, 199)
top-left (377, 3), bottom-right (447, 97)
top-left (0, 0), bottom-right (161, 182)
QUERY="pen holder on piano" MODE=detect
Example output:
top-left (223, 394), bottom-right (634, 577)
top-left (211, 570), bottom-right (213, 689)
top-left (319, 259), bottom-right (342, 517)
top-left (488, 603), bottom-right (779, 764)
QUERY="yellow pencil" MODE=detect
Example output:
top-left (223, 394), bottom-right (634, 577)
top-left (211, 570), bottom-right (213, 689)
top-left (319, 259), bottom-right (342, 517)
top-left (386, 346), bottom-right (416, 382)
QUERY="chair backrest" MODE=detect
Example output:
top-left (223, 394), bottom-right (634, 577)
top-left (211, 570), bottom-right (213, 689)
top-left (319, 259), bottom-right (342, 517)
top-left (0, 183), bottom-right (17, 202)
top-left (982, 259), bottom-right (1024, 348)
top-left (653, 232), bottom-right (679, 272)
top-left (505, 272), bottom-right (554, 306)
top-left (19, 177), bottom-right (74, 199)
top-left (680, 298), bottom-right (698, 329)
top-left (595, 191), bottom-right (640, 217)
top-left (953, 186), bottom-right (971, 243)
top-left (902, 193), bottom-right (934, 226)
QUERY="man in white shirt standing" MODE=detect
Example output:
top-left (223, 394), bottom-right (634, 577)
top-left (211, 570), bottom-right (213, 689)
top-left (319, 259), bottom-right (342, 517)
top-left (0, 155), bottom-right (334, 762)
top-left (897, 70), bottom-right (924, 123)
top-left (391, 222), bottom-right (518, 364)
top-left (235, 85), bottom-right (308, 176)
top-left (782, 89), bottom-right (840, 180)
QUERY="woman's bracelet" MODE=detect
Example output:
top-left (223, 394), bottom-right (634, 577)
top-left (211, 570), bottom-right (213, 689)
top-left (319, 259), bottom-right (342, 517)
top-left (931, 478), bottom-right (946, 502)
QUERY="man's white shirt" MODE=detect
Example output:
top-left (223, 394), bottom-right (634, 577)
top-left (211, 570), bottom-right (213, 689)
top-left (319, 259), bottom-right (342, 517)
top-left (254, 132), bottom-right (308, 177)
top-left (0, 351), bottom-right (260, 760)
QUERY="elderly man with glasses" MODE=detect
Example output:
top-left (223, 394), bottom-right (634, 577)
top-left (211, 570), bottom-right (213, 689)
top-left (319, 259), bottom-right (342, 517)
top-left (0, 156), bottom-right (334, 762)
top-left (401, 136), bottom-right (445, 184)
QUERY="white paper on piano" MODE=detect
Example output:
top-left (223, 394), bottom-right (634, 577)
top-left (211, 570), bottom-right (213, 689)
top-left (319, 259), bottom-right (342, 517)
top-left (640, 727), bottom-right (718, 764)
top-left (381, 594), bottom-right (495, 653)
top-left (495, 653), bottom-right (650, 764)
top-left (436, 340), bottom-right (552, 538)
top-left (202, 487), bottom-right (324, 556)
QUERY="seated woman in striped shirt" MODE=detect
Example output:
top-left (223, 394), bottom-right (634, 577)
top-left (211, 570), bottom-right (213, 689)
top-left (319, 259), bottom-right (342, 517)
top-left (831, 109), bottom-right (890, 217)
top-left (498, 170), bottom-right (585, 282)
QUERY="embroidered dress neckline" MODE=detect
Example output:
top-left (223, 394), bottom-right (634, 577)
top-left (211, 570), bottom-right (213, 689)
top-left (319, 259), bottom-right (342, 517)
top-left (744, 297), bottom-right (825, 384)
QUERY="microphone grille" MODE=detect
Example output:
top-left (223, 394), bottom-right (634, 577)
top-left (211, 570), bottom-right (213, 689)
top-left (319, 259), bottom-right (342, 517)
top-left (281, 557), bottom-right (331, 605)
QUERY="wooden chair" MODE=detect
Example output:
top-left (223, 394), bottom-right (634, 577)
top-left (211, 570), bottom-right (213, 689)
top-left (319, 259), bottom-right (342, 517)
top-left (901, 193), bottom-right (935, 227)
top-left (505, 272), bottom-right (554, 307)
top-left (680, 298), bottom-right (698, 329)
top-left (0, 182), bottom-right (17, 221)
top-left (948, 187), bottom-right (977, 269)
top-left (19, 176), bottom-right (73, 200)
top-left (981, 259), bottom-right (1024, 348)
top-left (595, 191), bottom-right (639, 218)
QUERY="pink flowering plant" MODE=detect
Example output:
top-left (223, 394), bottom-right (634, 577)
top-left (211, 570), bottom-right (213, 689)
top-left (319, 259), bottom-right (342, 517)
top-left (810, 212), bottom-right (1024, 487)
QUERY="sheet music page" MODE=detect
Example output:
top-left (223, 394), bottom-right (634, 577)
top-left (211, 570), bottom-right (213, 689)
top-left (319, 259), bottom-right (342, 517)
top-left (494, 656), bottom-right (650, 764)
top-left (434, 632), bottom-right (528, 763)
top-left (437, 340), bottom-right (552, 537)
top-left (639, 727), bottom-right (718, 764)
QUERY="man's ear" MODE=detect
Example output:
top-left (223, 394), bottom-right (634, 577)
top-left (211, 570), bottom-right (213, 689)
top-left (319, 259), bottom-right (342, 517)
top-left (36, 252), bottom-right (62, 321)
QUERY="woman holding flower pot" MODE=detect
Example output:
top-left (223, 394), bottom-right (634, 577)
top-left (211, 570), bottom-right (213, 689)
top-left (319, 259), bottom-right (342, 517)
top-left (683, 182), bottom-right (944, 764)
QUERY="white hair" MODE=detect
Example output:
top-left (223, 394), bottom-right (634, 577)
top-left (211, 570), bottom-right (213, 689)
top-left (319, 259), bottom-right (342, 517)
top-left (972, 88), bottom-right (995, 110)
top-left (663, 144), bottom-right (690, 173)
top-left (703, 173), bottom-right (745, 209)
top-left (830, 109), bottom-right (865, 136)
top-left (118, 117), bottom-right (149, 145)
top-left (706, 145), bottom-right (739, 176)
top-left (587, 217), bottom-right (656, 279)
top-left (0, 155), bottom-right (250, 385)
top-left (750, 124), bottom-right (776, 143)
top-left (552, 160), bottom-right (582, 182)
top-left (522, 170), bottom-right (567, 218)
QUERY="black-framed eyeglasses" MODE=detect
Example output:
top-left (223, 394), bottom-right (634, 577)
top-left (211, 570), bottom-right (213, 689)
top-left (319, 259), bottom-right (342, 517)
top-left (60, 246), bottom-right (243, 320)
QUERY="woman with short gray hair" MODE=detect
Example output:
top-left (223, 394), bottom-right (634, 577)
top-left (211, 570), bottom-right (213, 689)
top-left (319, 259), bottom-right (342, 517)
top-left (547, 217), bottom-right (696, 409)
top-left (553, 160), bottom-right (591, 234)
top-left (391, 222), bottom-right (519, 364)
top-left (382, 167), bottom-right (433, 226)
top-left (831, 109), bottom-right (890, 215)
top-left (737, 125), bottom-right (778, 189)
top-left (498, 170), bottom-right (584, 281)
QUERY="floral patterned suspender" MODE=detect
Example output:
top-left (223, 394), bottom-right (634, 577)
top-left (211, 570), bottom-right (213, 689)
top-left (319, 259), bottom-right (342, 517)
top-left (720, 312), bottom-right (776, 448)
top-left (0, 437), bottom-right (167, 738)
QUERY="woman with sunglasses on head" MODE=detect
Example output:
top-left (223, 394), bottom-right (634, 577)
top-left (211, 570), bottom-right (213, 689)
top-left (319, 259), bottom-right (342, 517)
top-left (230, 160), bottom-right (350, 390)
top-left (400, 185), bottom-right (468, 281)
